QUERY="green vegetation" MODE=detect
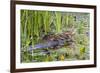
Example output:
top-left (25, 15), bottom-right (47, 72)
top-left (21, 10), bottom-right (90, 63)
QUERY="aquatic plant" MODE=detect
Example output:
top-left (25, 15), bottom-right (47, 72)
top-left (55, 12), bottom-right (62, 33)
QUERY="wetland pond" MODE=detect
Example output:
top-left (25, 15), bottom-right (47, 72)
top-left (20, 10), bottom-right (90, 63)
